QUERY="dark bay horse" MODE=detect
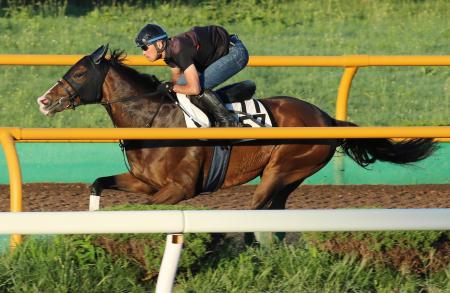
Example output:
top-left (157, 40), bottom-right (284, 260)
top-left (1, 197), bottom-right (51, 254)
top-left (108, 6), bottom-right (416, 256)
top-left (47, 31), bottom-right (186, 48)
top-left (37, 45), bottom-right (436, 210)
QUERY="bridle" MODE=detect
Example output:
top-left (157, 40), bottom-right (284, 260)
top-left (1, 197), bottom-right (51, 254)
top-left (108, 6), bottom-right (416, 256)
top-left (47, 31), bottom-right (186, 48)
top-left (56, 56), bottom-right (171, 128)
top-left (46, 80), bottom-right (79, 112)
top-left (57, 78), bottom-right (164, 110)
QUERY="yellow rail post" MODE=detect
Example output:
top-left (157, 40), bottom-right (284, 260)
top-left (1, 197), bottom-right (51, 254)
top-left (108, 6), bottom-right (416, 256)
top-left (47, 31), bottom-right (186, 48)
top-left (0, 130), bottom-right (23, 249)
top-left (336, 67), bottom-right (359, 121)
top-left (335, 66), bottom-right (359, 184)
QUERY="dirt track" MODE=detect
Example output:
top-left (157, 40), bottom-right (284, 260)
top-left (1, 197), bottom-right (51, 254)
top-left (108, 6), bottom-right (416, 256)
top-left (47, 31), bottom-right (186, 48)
top-left (1, 183), bottom-right (449, 211)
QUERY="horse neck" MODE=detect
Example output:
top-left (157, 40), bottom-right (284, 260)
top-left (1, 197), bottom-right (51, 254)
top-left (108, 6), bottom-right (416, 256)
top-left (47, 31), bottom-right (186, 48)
top-left (101, 68), bottom-right (184, 128)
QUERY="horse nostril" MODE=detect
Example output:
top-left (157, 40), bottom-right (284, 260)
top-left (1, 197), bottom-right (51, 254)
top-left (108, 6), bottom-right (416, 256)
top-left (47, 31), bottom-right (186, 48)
top-left (39, 98), bottom-right (50, 106)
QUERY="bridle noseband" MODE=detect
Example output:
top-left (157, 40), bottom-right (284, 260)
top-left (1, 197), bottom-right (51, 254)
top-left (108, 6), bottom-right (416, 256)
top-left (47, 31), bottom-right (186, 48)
top-left (53, 80), bottom-right (79, 110)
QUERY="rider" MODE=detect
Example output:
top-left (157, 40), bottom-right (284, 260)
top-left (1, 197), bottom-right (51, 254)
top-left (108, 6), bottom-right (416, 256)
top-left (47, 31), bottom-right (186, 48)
top-left (135, 23), bottom-right (249, 127)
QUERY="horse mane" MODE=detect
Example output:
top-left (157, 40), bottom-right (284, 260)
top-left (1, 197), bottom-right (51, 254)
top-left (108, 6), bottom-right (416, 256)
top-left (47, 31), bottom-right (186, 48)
top-left (107, 49), bottom-right (161, 89)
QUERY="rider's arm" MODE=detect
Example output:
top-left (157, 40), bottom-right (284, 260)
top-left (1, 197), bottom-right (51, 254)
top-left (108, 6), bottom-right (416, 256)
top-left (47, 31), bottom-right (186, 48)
top-left (172, 64), bottom-right (201, 95)
top-left (170, 67), bottom-right (181, 83)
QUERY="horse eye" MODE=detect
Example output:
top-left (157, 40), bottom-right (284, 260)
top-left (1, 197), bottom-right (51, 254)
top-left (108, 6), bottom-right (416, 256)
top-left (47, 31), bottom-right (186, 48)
top-left (74, 72), bottom-right (86, 79)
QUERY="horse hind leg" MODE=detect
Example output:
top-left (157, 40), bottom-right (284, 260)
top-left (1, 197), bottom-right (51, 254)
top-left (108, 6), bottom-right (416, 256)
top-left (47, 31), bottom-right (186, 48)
top-left (269, 180), bottom-right (303, 210)
top-left (89, 172), bottom-right (156, 210)
top-left (251, 142), bottom-right (336, 210)
top-left (248, 163), bottom-right (326, 245)
top-left (250, 175), bottom-right (282, 210)
top-left (247, 177), bottom-right (303, 244)
top-left (245, 173), bottom-right (296, 245)
top-left (250, 170), bottom-right (306, 210)
top-left (268, 180), bottom-right (304, 242)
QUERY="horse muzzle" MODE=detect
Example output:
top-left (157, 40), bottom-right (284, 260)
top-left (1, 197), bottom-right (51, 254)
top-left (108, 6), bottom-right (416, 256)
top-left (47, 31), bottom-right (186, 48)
top-left (37, 96), bottom-right (69, 116)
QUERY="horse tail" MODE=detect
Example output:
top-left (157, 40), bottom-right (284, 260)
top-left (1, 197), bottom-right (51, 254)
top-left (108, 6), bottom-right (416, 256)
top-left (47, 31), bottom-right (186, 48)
top-left (334, 120), bottom-right (438, 168)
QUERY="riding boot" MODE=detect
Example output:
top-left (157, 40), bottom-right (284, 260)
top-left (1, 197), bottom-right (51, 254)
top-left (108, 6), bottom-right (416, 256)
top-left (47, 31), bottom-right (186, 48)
top-left (190, 89), bottom-right (238, 127)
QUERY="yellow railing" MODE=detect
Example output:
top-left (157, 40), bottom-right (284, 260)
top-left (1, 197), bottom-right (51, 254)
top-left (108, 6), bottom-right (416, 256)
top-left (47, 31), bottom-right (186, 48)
top-left (1, 54), bottom-right (449, 121)
top-left (2, 54), bottom-right (450, 66)
top-left (4, 126), bottom-right (449, 140)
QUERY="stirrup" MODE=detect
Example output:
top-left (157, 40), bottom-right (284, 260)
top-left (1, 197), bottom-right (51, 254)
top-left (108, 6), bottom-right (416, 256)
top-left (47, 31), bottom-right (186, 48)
top-left (216, 116), bottom-right (238, 127)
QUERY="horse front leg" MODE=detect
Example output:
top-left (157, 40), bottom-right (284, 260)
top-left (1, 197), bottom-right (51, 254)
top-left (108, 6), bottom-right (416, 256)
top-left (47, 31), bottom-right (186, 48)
top-left (89, 172), bottom-right (155, 210)
top-left (148, 182), bottom-right (189, 205)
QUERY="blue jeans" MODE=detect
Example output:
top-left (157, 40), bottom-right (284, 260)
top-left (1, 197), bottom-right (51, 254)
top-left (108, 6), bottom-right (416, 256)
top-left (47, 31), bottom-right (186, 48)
top-left (177, 35), bottom-right (249, 90)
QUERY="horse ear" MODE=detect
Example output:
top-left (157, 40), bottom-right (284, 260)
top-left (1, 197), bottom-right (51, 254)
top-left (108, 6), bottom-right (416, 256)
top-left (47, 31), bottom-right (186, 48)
top-left (91, 44), bottom-right (109, 64)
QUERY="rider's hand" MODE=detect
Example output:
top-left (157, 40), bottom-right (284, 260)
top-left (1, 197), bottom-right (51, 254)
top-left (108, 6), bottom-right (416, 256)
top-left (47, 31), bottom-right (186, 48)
top-left (157, 82), bottom-right (174, 95)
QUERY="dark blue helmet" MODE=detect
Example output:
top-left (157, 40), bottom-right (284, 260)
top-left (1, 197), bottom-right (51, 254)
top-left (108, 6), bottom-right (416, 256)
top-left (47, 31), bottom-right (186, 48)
top-left (135, 24), bottom-right (168, 48)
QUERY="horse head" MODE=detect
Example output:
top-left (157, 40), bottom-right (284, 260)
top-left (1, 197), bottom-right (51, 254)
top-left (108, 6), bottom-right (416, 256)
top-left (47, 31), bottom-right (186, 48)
top-left (37, 45), bottom-right (110, 116)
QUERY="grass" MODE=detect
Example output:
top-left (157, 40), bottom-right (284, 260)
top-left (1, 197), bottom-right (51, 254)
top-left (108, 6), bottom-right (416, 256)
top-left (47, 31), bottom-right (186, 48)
top-left (1, 231), bottom-right (448, 292)
top-left (175, 240), bottom-right (450, 293)
top-left (0, 235), bottom-right (149, 292)
top-left (303, 231), bottom-right (450, 275)
top-left (0, 0), bottom-right (449, 127)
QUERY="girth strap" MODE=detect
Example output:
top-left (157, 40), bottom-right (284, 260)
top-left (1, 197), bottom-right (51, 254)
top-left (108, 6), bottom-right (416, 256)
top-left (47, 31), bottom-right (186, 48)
top-left (203, 145), bottom-right (232, 193)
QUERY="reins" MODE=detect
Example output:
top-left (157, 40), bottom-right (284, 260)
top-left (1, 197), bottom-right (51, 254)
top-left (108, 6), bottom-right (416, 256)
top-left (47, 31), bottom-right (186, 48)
top-left (99, 90), bottom-right (164, 106)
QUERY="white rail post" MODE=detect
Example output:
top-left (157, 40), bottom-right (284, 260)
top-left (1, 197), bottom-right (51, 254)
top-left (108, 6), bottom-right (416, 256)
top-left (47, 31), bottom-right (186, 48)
top-left (155, 234), bottom-right (184, 293)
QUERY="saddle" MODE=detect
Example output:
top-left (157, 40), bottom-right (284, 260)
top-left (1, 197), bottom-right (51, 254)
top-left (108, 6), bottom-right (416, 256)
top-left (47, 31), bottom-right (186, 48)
top-left (216, 80), bottom-right (256, 103)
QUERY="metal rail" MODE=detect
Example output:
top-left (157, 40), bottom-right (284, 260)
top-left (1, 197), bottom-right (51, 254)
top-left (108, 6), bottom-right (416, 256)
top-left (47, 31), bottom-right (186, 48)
top-left (3, 126), bottom-right (449, 140)
top-left (1, 55), bottom-right (450, 67)
top-left (1, 209), bottom-right (449, 234)
top-left (1, 54), bottom-right (449, 121)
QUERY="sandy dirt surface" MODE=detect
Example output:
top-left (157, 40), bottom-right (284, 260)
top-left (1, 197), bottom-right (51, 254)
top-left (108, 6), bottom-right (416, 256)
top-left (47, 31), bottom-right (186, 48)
top-left (1, 183), bottom-right (448, 212)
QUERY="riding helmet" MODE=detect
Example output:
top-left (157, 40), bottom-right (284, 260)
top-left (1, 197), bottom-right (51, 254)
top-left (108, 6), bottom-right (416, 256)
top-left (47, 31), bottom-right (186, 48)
top-left (135, 24), bottom-right (168, 47)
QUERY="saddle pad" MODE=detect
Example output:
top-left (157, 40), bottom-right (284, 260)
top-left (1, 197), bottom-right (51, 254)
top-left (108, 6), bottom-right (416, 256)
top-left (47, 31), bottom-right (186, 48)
top-left (176, 93), bottom-right (273, 128)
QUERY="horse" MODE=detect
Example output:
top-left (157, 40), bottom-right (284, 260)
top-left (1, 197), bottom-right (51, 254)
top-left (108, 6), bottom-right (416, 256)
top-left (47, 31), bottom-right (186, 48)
top-left (37, 45), bottom-right (436, 210)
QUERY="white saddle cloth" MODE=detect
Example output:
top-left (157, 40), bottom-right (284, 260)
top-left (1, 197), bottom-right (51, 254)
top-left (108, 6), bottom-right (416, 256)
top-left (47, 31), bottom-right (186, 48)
top-left (176, 93), bottom-right (273, 128)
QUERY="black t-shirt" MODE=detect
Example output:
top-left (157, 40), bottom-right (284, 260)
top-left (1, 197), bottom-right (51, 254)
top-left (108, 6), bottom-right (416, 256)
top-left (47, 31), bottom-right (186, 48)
top-left (164, 25), bottom-right (230, 72)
